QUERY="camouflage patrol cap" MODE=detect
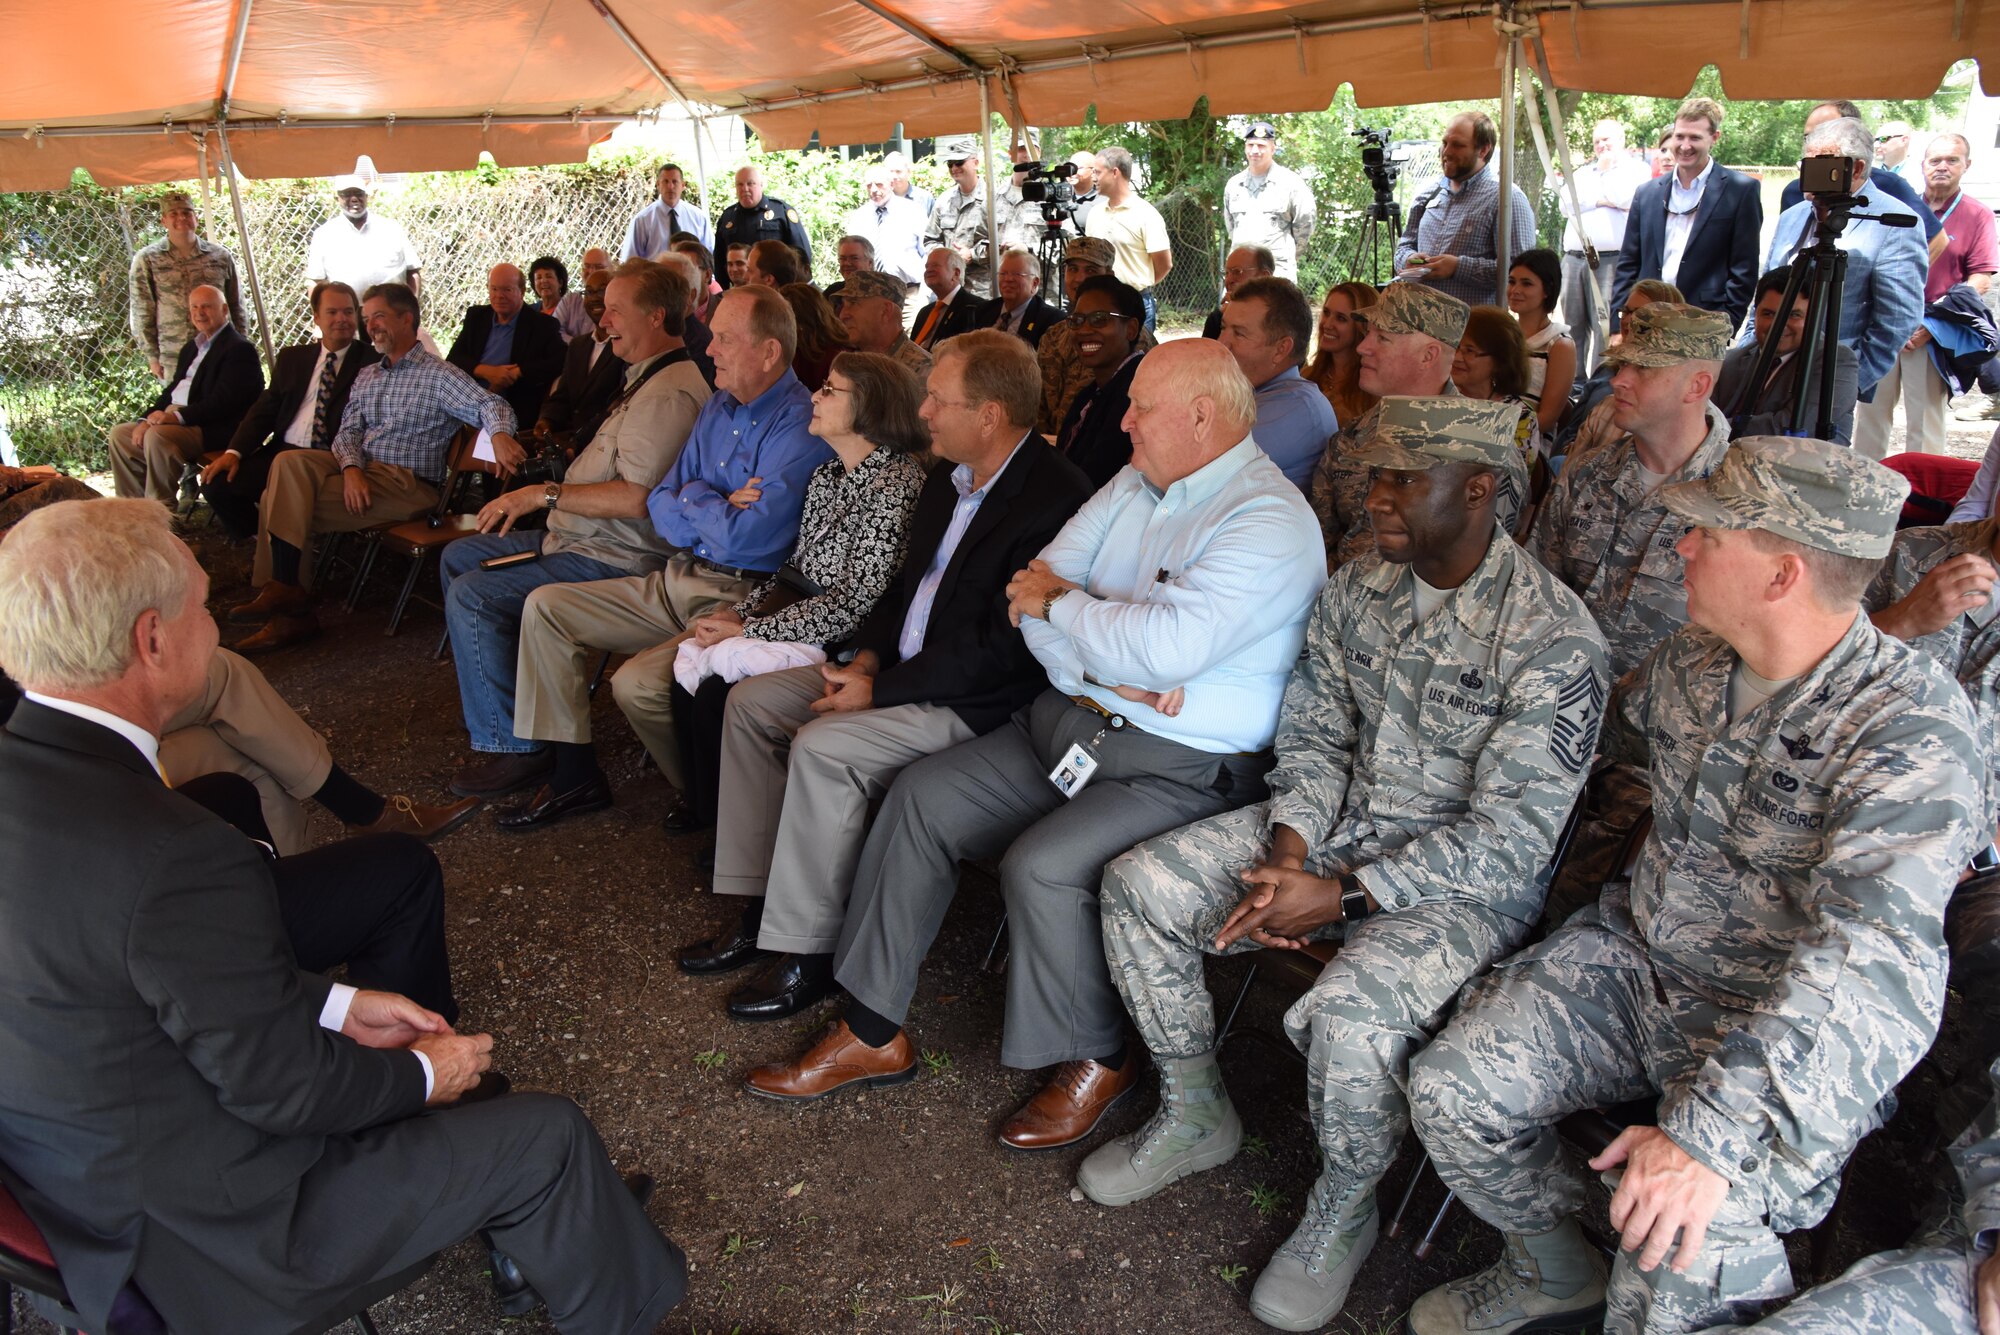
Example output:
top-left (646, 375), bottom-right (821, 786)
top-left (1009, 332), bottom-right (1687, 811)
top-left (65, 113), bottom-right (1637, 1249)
top-left (1064, 236), bottom-right (1116, 270)
top-left (844, 269), bottom-right (907, 305)
top-left (1372, 282), bottom-right (1470, 346)
top-left (158, 190), bottom-right (195, 214)
top-left (1656, 436), bottom-right (1909, 558)
top-left (1348, 395), bottom-right (1523, 472)
top-left (1602, 302), bottom-right (1732, 368)
top-left (937, 136), bottom-right (979, 163)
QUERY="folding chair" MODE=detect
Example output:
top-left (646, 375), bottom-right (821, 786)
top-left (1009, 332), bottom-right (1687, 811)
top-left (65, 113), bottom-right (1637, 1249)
top-left (346, 429), bottom-right (489, 635)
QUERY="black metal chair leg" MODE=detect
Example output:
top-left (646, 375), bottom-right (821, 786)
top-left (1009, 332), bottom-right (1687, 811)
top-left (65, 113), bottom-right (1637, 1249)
top-left (1385, 1153), bottom-right (1430, 1240)
top-left (1214, 960), bottom-right (1261, 1049)
top-left (351, 1309), bottom-right (381, 1335)
top-left (1413, 1188), bottom-right (1457, 1260)
top-left (385, 556), bottom-right (425, 636)
top-left (434, 625), bottom-right (452, 660)
top-left (982, 913), bottom-right (1008, 973)
top-left (345, 538), bottom-right (382, 613)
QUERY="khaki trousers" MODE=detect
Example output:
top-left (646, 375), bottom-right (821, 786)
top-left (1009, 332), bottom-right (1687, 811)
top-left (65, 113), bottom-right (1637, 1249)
top-left (513, 551), bottom-right (754, 784)
top-left (108, 421), bottom-right (203, 502)
top-left (251, 450), bottom-right (437, 588)
top-left (1854, 341), bottom-right (1950, 459)
top-left (712, 664), bottom-right (976, 954)
top-left (160, 648), bottom-right (334, 855)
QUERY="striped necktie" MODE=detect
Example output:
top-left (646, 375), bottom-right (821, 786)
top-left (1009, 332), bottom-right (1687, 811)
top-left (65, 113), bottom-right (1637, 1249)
top-left (309, 348), bottom-right (340, 449)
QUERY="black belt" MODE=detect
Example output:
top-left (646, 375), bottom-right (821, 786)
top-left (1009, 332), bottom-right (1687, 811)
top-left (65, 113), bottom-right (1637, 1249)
top-left (693, 556), bottom-right (773, 582)
top-left (1564, 249), bottom-right (1588, 257)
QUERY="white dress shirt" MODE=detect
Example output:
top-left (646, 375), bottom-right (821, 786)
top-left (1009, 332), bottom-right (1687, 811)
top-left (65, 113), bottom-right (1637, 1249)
top-left (1661, 158), bottom-right (1716, 288)
top-left (169, 329), bottom-right (215, 407)
top-left (267, 341), bottom-right (353, 452)
top-left (896, 437), bottom-right (1025, 660)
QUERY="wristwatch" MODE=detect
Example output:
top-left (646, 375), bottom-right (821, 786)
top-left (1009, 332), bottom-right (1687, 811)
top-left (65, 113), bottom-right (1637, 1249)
top-left (1339, 874), bottom-right (1372, 923)
top-left (542, 482), bottom-right (562, 512)
top-left (1040, 586), bottom-right (1071, 621)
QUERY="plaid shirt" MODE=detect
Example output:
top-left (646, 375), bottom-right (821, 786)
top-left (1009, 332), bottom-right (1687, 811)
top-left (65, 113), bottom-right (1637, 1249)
top-left (330, 344), bottom-right (515, 479)
top-left (1394, 163), bottom-right (1538, 307)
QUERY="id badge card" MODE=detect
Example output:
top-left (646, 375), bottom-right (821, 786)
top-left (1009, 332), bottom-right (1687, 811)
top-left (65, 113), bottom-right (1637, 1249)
top-left (1048, 741), bottom-right (1100, 799)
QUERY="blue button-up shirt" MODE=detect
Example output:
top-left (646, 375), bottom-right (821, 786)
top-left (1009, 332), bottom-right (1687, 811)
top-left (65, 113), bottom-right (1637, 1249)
top-left (331, 344), bottom-right (515, 479)
top-left (646, 369), bottom-right (828, 572)
top-left (896, 437), bottom-right (1025, 660)
top-left (1022, 436), bottom-right (1327, 754)
top-left (479, 310), bottom-right (519, 368)
top-left (1394, 163), bottom-right (1538, 307)
top-left (620, 197), bottom-right (717, 260)
top-left (1252, 366), bottom-right (1339, 490)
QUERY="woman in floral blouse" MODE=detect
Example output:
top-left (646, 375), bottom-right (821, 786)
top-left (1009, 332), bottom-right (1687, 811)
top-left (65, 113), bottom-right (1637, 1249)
top-left (666, 350), bottom-right (929, 831)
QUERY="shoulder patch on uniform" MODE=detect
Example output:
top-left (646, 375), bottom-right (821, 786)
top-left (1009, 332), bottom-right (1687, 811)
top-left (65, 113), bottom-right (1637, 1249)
top-left (788, 209), bottom-right (800, 223)
top-left (1550, 669), bottom-right (1604, 776)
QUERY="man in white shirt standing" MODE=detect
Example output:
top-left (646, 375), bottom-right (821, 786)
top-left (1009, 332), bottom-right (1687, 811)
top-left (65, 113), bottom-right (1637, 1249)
top-left (618, 163), bottom-right (716, 260)
top-left (1557, 120), bottom-right (1650, 375)
top-left (304, 175), bottom-right (423, 299)
top-left (845, 165), bottom-right (928, 297)
top-left (1086, 146), bottom-right (1174, 330)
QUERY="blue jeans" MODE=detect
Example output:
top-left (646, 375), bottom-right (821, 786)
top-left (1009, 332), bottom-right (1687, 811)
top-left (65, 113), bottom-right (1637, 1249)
top-left (1141, 288), bottom-right (1158, 332)
top-left (439, 531), bottom-right (626, 753)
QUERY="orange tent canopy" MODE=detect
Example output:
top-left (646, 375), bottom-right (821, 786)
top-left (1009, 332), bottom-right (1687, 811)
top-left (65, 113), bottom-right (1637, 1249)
top-left (1, 0), bottom-right (1990, 191)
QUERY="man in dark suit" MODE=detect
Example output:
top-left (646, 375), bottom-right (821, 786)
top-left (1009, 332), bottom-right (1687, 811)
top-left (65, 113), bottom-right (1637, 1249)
top-left (688, 329), bottom-right (1095, 1021)
top-left (199, 281), bottom-right (380, 539)
top-left (910, 246), bottom-right (986, 350)
top-left (1612, 95), bottom-right (1763, 333)
top-left (0, 499), bottom-right (686, 1335)
top-left (533, 268), bottom-right (624, 448)
top-left (1714, 265), bottom-right (1861, 446)
top-left (446, 262), bottom-right (567, 426)
top-left (107, 282), bottom-right (265, 504)
top-left (976, 248), bottom-right (1065, 349)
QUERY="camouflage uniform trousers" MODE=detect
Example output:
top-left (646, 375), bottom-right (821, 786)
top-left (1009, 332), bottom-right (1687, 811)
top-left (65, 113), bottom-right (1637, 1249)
top-left (1693, 1243), bottom-right (1977, 1334)
top-left (1101, 801), bottom-right (1528, 1194)
top-left (1409, 933), bottom-right (1798, 1334)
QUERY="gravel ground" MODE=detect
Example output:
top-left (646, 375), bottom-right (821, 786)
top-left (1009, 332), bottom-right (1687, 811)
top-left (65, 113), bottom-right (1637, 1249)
top-left (11, 395), bottom-right (1983, 1334)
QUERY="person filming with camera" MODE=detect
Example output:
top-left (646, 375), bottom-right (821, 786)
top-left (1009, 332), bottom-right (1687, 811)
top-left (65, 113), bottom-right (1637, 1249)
top-left (1762, 116), bottom-right (1929, 407)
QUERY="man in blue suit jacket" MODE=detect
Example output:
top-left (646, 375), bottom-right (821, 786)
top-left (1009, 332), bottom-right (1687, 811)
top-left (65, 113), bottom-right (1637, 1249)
top-left (1762, 117), bottom-right (1929, 400)
top-left (1612, 96), bottom-right (1763, 333)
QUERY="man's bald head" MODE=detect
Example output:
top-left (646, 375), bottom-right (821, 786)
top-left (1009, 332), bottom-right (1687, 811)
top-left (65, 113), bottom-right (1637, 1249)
top-left (1121, 340), bottom-right (1258, 490)
top-left (186, 284), bottom-right (227, 337)
top-left (487, 264), bottom-right (526, 320)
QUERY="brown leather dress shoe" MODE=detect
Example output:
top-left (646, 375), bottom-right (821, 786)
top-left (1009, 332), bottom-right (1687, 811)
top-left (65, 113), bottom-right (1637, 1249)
top-left (347, 794), bottom-right (482, 841)
top-left (998, 1053), bottom-right (1148, 1151)
top-left (227, 580), bottom-right (311, 624)
top-left (232, 612), bottom-right (321, 655)
top-left (742, 1020), bottom-right (917, 1102)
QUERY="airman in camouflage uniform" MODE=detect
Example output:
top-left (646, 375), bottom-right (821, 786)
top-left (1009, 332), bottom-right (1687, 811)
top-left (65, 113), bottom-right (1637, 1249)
top-left (1038, 236), bottom-right (1158, 433)
top-left (1309, 284), bottom-right (1527, 568)
top-left (1694, 1054), bottom-right (2000, 1334)
top-left (923, 137), bottom-right (1023, 302)
top-left (844, 270), bottom-right (935, 382)
top-left (1408, 437), bottom-right (1987, 1335)
top-left (1531, 303), bottom-right (1734, 924)
top-left (1085, 396), bottom-right (1608, 1332)
top-left (127, 191), bottom-right (247, 378)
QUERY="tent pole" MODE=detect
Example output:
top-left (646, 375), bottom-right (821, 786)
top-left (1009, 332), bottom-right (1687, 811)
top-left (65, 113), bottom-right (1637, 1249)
top-left (1497, 19), bottom-right (1516, 308)
top-left (979, 75), bottom-right (996, 277)
top-left (213, 122), bottom-right (275, 363)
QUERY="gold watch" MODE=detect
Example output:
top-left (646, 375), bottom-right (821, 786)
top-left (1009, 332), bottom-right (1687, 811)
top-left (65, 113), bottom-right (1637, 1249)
top-left (1040, 586), bottom-right (1070, 620)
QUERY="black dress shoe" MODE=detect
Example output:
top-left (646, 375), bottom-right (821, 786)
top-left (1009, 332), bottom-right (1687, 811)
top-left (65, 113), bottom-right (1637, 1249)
top-left (451, 749), bottom-right (554, 799)
top-left (678, 924), bottom-right (773, 976)
top-left (727, 952), bottom-right (835, 1021)
top-left (483, 1172), bottom-right (657, 1317)
top-left (496, 774), bottom-right (613, 830)
top-left (696, 843), bottom-right (715, 873)
top-left (661, 795), bottom-right (711, 833)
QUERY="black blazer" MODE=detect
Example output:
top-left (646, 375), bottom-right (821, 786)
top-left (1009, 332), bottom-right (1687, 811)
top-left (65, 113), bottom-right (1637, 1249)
top-left (446, 305), bottom-right (567, 424)
top-left (0, 702), bottom-right (427, 1334)
top-left (972, 295), bottom-right (1065, 349)
top-left (537, 333), bottom-right (626, 440)
top-left (225, 338), bottom-right (380, 458)
top-left (850, 436), bottom-right (1093, 733)
top-left (147, 322), bottom-right (266, 457)
top-left (1057, 354), bottom-right (1143, 489)
top-left (910, 288), bottom-right (986, 350)
top-left (1713, 339), bottom-right (1860, 447)
top-left (1612, 164), bottom-right (1763, 332)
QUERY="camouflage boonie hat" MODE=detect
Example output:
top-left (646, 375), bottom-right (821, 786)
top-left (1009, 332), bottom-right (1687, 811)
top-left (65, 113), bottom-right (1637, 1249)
top-left (1349, 395), bottom-right (1523, 473)
top-left (1657, 436), bottom-right (1908, 558)
top-left (1373, 282), bottom-right (1470, 346)
top-left (159, 190), bottom-right (194, 213)
top-left (1064, 236), bottom-right (1116, 269)
top-left (937, 136), bottom-right (979, 163)
top-left (1602, 302), bottom-right (1733, 368)
top-left (844, 269), bottom-right (907, 305)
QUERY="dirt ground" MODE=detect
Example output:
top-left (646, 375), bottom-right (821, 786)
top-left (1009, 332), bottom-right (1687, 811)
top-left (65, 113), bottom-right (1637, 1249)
top-left (10, 396), bottom-right (1993, 1335)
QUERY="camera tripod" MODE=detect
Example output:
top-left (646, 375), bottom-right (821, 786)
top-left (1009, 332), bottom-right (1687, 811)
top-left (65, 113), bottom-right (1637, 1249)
top-left (1342, 199), bottom-right (1403, 288)
top-left (1029, 220), bottom-right (1073, 311)
top-left (1741, 196), bottom-right (1919, 441)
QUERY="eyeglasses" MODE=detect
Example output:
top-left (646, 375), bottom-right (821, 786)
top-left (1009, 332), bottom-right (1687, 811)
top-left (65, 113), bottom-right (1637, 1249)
top-left (812, 382), bottom-right (851, 399)
top-left (1072, 311), bottom-right (1133, 329)
top-left (1875, 134), bottom-right (1907, 144)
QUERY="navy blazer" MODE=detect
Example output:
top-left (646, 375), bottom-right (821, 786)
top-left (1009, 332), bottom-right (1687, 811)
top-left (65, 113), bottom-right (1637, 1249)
top-left (1612, 164), bottom-right (1764, 331)
top-left (972, 295), bottom-right (1065, 350)
top-left (225, 338), bottom-right (380, 458)
top-left (446, 305), bottom-right (567, 425)
top-left (147, 323), bottom-right (266, 457)
top-left (910, 288), bottom-right (986, 350)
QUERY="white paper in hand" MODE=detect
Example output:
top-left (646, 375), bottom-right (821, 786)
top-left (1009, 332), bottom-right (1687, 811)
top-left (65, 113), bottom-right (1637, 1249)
top-left (472, 429), bottom-right (497, 463)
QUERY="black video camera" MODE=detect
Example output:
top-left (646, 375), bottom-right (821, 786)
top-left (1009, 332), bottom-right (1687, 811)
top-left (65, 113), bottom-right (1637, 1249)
top-left (1016, 160), bottom-right (1081, 225)
top-left (1352, 125), bottom-right (1402, 223)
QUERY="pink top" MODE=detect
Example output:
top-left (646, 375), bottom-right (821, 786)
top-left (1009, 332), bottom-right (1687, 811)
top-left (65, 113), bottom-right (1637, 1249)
top-left (1929, 190), bottom-right (2000, 303)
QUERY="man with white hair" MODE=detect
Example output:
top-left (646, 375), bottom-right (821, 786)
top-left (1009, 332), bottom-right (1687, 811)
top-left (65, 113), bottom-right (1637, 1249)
top-left (107, 283), bottom-right (264, 504)
top-left (846, 166), bottom-right (928, 295)
top-left (0, 499), bottom-right (688, 1335)
top-left (883, 149), bottom-right (934, 217)
top-left (1763, 115), bottom-right (1929, 400)
top-left (744, 339), bottom-right (1326, 1160)
top-left (713, 166), bottom-right (812, 291)
top-left (910, 247), bottom-right (983, 350)
top-left (1557, 119), bottom-right (1651, 375)
top-left (619, 163), bottom-right (714, 261)
top-left (1875, 119), bottom-right (1929, 194)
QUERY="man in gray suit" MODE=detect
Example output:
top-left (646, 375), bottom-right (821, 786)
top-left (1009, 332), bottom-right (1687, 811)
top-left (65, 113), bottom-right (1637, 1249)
top-left (0, 499), bottom-right (686, 1335)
